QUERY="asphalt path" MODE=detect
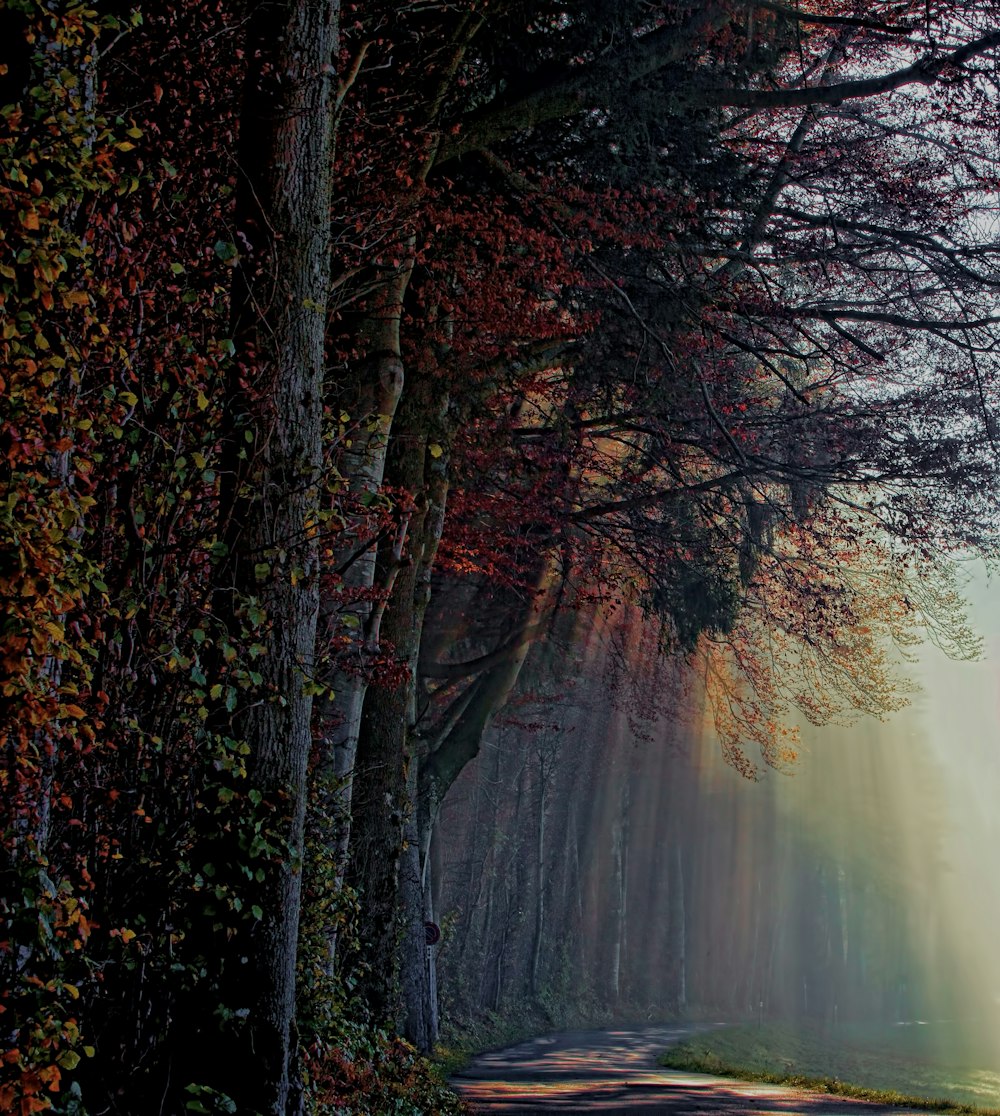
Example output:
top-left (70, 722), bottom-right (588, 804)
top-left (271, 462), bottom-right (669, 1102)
top-left (450, 1025), bottom-right (933, 1114)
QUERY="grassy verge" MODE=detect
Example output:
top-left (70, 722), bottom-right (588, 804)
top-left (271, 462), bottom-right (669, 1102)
top-left (435, 1002), bottom-right (656, 1075)
top-left (436, 1006), bottom-right (606, 1075)
top-left (660, 1022), bottom-right (1000, 1114)
top-left (434, 1010), bottom-right (550, 1076)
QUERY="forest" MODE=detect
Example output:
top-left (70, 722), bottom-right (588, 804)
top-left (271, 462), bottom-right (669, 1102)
top-left (4, 1), bottom-right (1000, 1113)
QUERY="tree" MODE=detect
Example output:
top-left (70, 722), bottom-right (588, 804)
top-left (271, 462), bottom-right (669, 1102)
top-left (161, 2), bottom-right (339, 1111)
top-left (2, 0), bottom-right (342, 1111)
top-left (333, 0), bottom-right (1000, 1042)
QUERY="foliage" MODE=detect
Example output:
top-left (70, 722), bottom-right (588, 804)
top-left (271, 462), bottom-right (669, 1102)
top-left (305, 1023), bottom-right (470, 1116)
top-left (0, 1), bottom-right (134, 1108)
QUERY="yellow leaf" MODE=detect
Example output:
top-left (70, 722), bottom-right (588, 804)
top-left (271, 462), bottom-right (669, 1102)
top-left (21, 209), bottom-right (39, 231)
top-left (57, 1048), bottom-right (80, 1070)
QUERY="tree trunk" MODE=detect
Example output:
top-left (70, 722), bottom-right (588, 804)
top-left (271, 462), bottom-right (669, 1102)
top-left (670, 843), bottom-right (687, 1014)
top-left (400, 758), bottom-right (431, 1050)
top-left (530, 754), bottom-right (550, 997)
top-left (319, 9), bottom-right (481, 960)
top-left (180, 3), bottom-right (337, 1111)
top-left (609, 780), bottom-right (630, 1006)
top-left (323, 266), bottom-right (411, 893)
top-left (344, 378), bottom-right (444, 1021)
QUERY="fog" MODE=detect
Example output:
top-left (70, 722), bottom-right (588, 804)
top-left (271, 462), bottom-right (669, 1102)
top-left (436, 567), bottom-right (1000, 1076)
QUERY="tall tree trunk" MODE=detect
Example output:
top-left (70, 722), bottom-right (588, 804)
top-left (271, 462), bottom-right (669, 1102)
top-left (427, 831), bottom-right (441, 1045)
top-left (319, 12), bottom-right (482, 962)
top-left (344, 380), bottom-right (442, 1021)
top-left (609, 780), bottom-right (630, 1006)
top-left (670, 843), bottom-right (687, 1014)
top-left (324, 266), bottom-right (411, 897)
top-left (400, 758), bottom-right (431, 1050)
top-left (530, 753), bottom-right (551, 997)
top-left (396, 405), bottom-right (450, 1049)
top-left (182, 3), bottom-right (338, 1111)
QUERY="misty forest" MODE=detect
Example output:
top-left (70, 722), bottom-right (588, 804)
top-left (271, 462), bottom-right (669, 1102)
top-left (7, 1), bottom-right (1000, 1114)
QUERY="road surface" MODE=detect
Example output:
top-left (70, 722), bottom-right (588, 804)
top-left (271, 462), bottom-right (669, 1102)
top-left (451, 1025), bottom-right (932, 1114)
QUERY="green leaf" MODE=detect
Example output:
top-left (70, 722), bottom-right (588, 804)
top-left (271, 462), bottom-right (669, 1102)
top-left (213, 240), bottom-right (238, 263)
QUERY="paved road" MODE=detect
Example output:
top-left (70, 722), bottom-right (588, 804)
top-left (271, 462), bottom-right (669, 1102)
top-left (451, 1025), bottom-right (931, 1114)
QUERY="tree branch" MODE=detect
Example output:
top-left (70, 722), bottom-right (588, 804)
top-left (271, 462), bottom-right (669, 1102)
top-left (435, 5), bottom-right (732, 164)
top-left (420, 622), bottom-right (549, 681)
top-left (704, 30), bottom-right (1000, 110)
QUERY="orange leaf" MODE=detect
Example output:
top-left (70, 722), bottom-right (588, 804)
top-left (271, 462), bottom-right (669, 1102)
top-left (37, 1064), bottom-right (61, 1092)
top-left (20, 1095), bottom-right (52, 1114)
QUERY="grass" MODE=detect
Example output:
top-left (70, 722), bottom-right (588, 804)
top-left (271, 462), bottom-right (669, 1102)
top-left (660, 1021), bottom-right (1000, 1114)
top-left (434, 1005), bottom-right (565, 1076)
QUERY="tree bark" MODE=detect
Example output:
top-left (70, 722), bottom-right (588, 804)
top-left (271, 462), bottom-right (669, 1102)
top-left (318, 9), bottom-right (482, 963)
top-left (184, 3), bottom-right (338, 1111)
top-left (670, 843), bottom-right (687, 1014)
top-left (530, 758), bottom-right (548, 997)
top-left (400, 757), bottom-right (432, 1050)
top-left (344, 378), bottom-right (445, 1022)
top-left (323, 266), bottom-right (411, 900)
